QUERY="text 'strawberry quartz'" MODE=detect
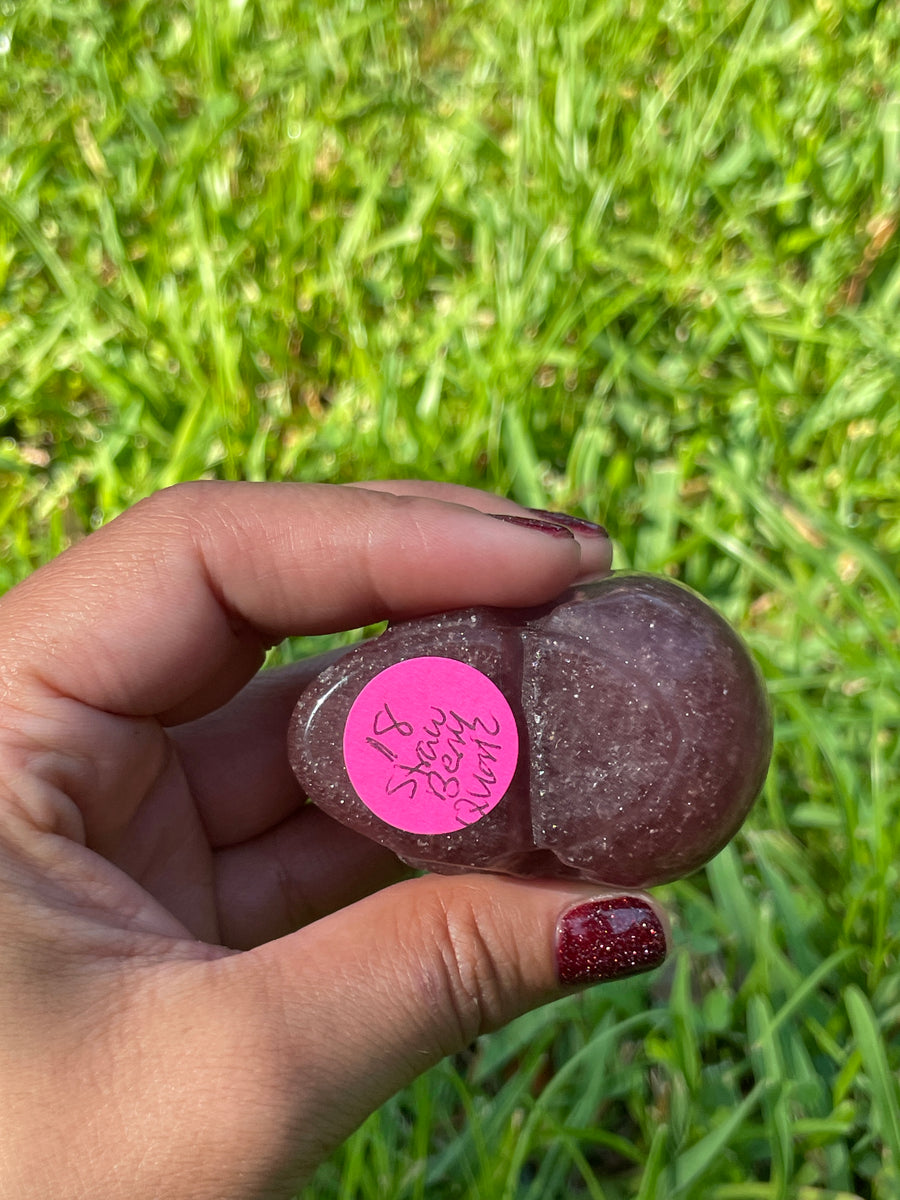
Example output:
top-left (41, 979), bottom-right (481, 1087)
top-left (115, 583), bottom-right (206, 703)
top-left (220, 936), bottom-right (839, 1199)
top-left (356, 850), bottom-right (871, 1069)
top-left (342, 657), bottom-right (518, 835)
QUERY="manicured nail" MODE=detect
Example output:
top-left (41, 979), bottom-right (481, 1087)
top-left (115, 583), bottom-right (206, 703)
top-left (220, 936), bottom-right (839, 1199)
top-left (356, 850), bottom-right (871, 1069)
top-left (556, 896), bottom-right (667, 985)
top-left (527, 509), bottom-right (609, 538)
top-left (489, 514), bottom-right (575, 539)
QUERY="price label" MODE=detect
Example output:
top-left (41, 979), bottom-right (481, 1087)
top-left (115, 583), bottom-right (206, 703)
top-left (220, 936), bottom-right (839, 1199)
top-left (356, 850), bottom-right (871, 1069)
top-left (343, 657), bottom-right (518, 834)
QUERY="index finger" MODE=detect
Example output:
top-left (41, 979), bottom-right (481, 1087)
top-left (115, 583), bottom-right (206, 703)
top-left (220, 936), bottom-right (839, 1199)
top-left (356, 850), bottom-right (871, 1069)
top-left (0, 480), bottom-right (610, 723)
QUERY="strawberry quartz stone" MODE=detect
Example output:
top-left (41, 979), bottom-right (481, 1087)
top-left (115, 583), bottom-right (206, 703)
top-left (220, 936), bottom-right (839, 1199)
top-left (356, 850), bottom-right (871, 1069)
top-left (288, 572), bottom-right (773, 888)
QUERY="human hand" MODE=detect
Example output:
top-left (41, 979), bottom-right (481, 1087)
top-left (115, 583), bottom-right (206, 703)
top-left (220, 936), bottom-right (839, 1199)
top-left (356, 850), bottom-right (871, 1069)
top-left (0, 480), bottom-right (667, 1199)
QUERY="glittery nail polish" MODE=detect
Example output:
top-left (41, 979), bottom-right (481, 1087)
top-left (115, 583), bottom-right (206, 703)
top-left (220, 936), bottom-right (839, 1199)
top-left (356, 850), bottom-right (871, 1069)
top-left (556, 897), bottom-right (667, 986)
top-left (489, 513), bottom-right (575, 538)
top-left (527, 509), bottom-right (609, 539)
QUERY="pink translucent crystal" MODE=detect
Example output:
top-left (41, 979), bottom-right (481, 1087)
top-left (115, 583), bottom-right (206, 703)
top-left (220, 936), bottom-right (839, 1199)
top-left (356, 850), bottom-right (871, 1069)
top-left (288, 572), bottom-right (773, 888)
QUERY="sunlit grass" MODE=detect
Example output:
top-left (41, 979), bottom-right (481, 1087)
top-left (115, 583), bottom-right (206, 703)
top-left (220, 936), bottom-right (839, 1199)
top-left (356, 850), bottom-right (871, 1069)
top-left (3, 0), bottom-right (900, 1196)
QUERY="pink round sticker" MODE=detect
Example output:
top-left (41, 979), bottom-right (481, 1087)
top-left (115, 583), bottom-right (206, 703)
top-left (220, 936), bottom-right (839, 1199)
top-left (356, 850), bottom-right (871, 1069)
top-left (343, 656), bottom-right (519, 835)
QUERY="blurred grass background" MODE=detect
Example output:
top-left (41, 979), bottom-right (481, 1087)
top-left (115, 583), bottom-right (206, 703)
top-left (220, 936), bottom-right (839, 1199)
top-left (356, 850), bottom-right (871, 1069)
top-left (2, 0), bottom-right (900, 1196)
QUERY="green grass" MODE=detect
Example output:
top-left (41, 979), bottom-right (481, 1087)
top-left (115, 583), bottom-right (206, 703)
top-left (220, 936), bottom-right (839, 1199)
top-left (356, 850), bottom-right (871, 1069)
top-left (3, 0), bottom-right (900, 1195)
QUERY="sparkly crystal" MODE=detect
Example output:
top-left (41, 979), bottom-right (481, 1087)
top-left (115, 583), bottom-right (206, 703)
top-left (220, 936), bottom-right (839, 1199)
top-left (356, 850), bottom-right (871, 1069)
top-left (288, 572), bottom-right (773, 887)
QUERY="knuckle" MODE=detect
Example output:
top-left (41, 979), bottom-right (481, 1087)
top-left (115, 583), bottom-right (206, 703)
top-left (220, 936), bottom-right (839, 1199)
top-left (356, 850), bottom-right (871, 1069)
top-left (121, 481), bottom-right (216, 539)
top-left (419, 886), bottom-right (513, 1049)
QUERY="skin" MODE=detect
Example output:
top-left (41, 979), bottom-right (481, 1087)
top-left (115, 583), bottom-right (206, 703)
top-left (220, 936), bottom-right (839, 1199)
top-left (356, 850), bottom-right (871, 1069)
top-left (0, 480), bottom-right (667, 1200)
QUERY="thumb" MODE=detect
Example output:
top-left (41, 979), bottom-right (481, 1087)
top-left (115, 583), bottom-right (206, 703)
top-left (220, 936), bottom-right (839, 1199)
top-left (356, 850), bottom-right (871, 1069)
top-left (242, 872), bottom-right (668, 1170)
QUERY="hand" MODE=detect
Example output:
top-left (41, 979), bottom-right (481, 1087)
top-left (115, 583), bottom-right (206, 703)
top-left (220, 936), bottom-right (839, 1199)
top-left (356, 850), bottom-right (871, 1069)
top-left (0, 480), bottom-right (667, 1199)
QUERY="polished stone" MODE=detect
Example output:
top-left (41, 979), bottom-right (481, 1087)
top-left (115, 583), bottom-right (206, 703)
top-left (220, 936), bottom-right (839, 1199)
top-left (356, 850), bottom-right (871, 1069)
top-left (288, 572), bottom-right (773, 888)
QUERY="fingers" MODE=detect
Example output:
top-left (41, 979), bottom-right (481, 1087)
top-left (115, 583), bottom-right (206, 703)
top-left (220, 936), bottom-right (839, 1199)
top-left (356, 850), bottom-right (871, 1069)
top-left (213, 806), bottom-right (410, 948)
top-left (0, 481), bottom-right (611, 723)
top-left (169, 654), bottom-right (349, 846)
top-left (232, 873), bottom-right (668, 1177)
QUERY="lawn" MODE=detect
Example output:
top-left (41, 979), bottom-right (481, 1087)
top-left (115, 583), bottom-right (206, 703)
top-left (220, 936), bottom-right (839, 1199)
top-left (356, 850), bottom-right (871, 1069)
top-left (2, 0), bottom-right (900, 1196)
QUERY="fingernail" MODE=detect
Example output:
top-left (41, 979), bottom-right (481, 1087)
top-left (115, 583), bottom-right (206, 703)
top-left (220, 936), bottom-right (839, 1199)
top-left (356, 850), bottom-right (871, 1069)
top-left (527, 509), bottom-right (609, 539)
top-left (556, 896), bottom-right (667, 986)
top-left (489, 514), bottom-right (575, 539)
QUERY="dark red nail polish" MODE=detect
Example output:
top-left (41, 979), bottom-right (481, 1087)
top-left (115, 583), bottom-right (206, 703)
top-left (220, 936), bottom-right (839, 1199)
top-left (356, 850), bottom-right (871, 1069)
top-left (489, 514), bottom-right (575, 539)
top-left (556, 897), bottom-right (667, 985)
top-left (527, 509), bottom-right (609, 539)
